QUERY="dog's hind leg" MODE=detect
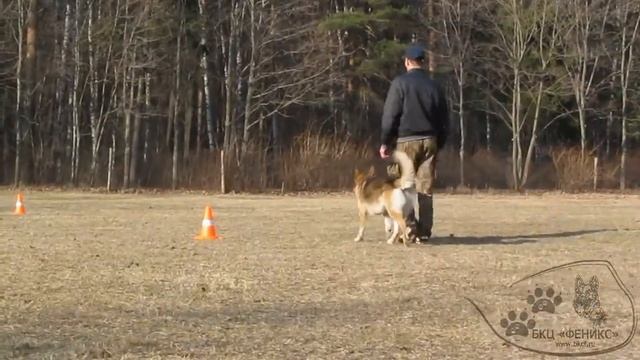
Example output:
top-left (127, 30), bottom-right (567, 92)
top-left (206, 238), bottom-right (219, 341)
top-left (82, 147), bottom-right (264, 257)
top-left (354, 209), bottom-right (367, 242)
top-left (387, 210), bottom-right (410, 247)
top-left (405, 211), bottom-right (418, 244)
top-left (386, 220), bottom-right (399, 245)
top-left (383, 215), bottom-right (394, 235)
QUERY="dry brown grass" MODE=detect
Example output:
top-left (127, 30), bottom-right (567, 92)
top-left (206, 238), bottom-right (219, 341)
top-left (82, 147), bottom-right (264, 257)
top-left (551, 147), bottom-right (597, 191)
top-left (1, 190), bottom-right (640, 359)
top-left (19, 129), bottom-right (639, 193)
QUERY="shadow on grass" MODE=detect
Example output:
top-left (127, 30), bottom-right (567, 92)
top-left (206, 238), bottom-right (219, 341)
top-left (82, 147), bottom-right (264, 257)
top-left (426, 229), bottom-right (613, 246)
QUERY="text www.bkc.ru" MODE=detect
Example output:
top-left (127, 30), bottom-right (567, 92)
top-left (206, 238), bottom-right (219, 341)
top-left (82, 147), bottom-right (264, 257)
top-left (555, 341), bottom-right (595, 348)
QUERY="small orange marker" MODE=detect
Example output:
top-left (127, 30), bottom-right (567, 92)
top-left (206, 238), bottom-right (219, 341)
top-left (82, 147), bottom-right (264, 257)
top-left (14, 193), bottom-right (26, 215)
top-left (195, 206), bottom-right (219, 240)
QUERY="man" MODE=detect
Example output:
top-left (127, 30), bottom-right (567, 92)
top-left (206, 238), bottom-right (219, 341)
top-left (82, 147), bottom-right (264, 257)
top-left (379, 44), bottom-right (449, 242)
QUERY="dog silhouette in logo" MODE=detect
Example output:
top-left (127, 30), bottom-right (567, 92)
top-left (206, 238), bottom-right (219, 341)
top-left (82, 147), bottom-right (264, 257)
top-left (573, 275), bottom-right (607, 326)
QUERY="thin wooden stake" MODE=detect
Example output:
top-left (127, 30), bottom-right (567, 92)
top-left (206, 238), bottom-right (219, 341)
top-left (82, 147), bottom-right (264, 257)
top-left (107, 147), bottom-right (114, 192)
top-left (593, 156), bottom-right (598, 191)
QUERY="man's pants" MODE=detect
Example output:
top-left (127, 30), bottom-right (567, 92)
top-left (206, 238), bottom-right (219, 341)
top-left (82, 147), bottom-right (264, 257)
top-left (386, 137), bottom-right (438, 238)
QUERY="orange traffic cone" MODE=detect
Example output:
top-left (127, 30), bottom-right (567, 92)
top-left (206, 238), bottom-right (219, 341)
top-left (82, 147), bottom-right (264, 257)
top-left (14, 193), bottom-right (26, 215)
top-left (194, 206), bottom-right (219, 240)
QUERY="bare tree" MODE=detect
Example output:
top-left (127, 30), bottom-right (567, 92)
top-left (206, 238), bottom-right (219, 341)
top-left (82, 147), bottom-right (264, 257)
top-left (54, 1), bottom-right (71, 183)
top-left (241, 0), bottom-right (258, 160)
top-left (441, 0), bottom-right (478, 187)
top-left (198, 0), bottom-right (216, 151)
top-left (245, 1), bottom-right (333, 134)
top-left (143, 71), bottom-right (151, 167)
top-left (196, 83), bottom-right (203, 156)
top-left (427, 0), bottom-right (436, 76)
top-left (172, 1), bottom-right (185, 190)
top-left (13, 0), bottom-right (25, 186)
top-left (483, 0), bottom-right (539, 190)
top-left (130, 75), bottom-right (144, 187)
top-left (521, 0), bottom-right (565, 187)
top-left (615, 1), bottom-right (640, 189)
top-left (87, 0), bottom-right (107, 185)
top-left (223, 0), bottom-right (240, 151)
top-left (561, 0), bottom-right (611, 158)
top-left (70, 0), bottom-right (81, 184)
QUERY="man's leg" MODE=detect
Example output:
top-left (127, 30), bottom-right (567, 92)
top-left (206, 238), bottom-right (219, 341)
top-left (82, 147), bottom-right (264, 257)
top-left (415, 138), bottom-right (438, 240)
top-left (386, 141), bottom-right (420, 176)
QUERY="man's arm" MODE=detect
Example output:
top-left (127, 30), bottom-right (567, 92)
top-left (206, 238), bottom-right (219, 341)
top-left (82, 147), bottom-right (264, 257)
top-left (380, 79), bottom-right (403, 148)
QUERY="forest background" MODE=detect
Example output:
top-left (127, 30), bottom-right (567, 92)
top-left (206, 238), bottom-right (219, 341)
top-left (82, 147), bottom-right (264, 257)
top-left (1, 0), bottom-right (639, 192)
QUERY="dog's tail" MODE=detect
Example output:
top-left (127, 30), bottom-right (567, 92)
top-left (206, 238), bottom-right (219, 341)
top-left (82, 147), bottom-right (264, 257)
top-left (392, 150), bottom-right (416, 189)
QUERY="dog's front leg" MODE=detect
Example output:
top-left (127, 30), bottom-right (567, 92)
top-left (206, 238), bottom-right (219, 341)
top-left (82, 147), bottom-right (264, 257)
top-left (354, 209), bottom-right (367, 242)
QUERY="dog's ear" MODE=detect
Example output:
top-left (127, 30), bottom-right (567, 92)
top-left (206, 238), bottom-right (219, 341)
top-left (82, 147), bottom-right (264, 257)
top-left (367, 165), bottom-right (375, 177)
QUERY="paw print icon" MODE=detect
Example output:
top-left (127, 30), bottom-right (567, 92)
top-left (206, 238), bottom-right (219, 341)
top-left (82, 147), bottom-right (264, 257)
top-left (527, 287), bottom-right (563, 314)
top-left (500, 310), bottom-right (536, 337)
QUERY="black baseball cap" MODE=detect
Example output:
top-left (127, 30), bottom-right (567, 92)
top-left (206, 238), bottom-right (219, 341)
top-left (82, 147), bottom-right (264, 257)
top-left (404, 44), bottom-right (426, 61)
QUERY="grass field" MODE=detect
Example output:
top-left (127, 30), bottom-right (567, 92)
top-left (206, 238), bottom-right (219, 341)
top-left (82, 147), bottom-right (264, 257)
top-left (1, 190), bottom-right (639, 359)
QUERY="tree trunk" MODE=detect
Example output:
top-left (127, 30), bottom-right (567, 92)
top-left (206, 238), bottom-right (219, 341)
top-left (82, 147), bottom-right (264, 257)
top-left (427, 0), bottom-right (436, 76)
top-left (123, 90), bottom-right (132, 188)
top-left (143, 72), bottom-right (151, 173)
top-left (88, 0), bottom-right (100, 185)
top-left (511, 64), bottom-right (522, 191)
top-left (71, 0), bottom-right (81, 185)
top-left (271, 112), bottom-right (280, 154)
top-left (120, 0), bottom-right (134, 189)
top-left (241, 0), bottom-right (257, 160)
top-left (95, 0), bottom-right (121, 184)
top-left (607, 58), bottom-right (617, 158)
top-left (620, 111), bottom-right (626, 191)
top-left (223, 0), bottom-right (238, 151)
top-left (620, 27), bottom-right (628, 191)
top-left (55, 1), bottom-right (71, 184)
top-left (22, 0), bottom-right (38, 184)
top-left (1, 89), bottom-right (8, 181)
top-left (172, 2), bottom-right (184, 190)
top-left (259, 111), bottom-right (266, 189)
top-left (166, 90), bottom-right (174, 149)
top-left (618, 5), bottom-right (640, 190)
top-left (198, 0), bottom-right (216, 151)
top-left (123, 63), bottom-right (136, 189)
top-left (335, 0), bottom-right (346, 134)
top-left (130, 76), bottom-right (144, 187)
top-left (458, 68), bottom-right (464, 188)
top-left (183, 82), bottom-right (193, 162)
top-left (196, 88), bottom-right (203, 156)
top-left (485, 111), bottom-right (491, 153)
top-left (578, 95), bottom-right (587, 159)
top-left (14, 0), bottom-right (25, 186)
top-left (233, 8), bottom-right (245, 162)
top-left (522, 81), bottom-right (543, 188)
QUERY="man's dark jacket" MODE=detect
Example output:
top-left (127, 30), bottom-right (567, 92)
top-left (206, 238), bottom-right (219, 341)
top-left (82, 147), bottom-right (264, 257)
top-left (380, 68), bottom-right (449, 149)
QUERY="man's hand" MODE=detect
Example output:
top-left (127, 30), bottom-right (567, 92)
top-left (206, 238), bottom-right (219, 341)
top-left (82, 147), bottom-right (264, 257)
top-left (379, 145), bottom-right (390, 159)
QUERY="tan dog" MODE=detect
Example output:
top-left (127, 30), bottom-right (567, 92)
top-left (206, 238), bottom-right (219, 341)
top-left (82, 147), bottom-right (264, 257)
top-left (353, 150), bottom-right (418, 246)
